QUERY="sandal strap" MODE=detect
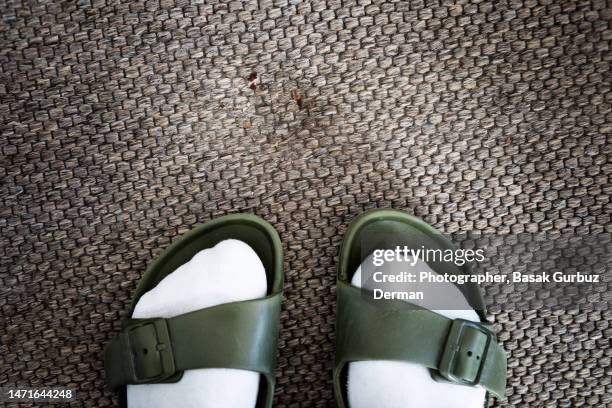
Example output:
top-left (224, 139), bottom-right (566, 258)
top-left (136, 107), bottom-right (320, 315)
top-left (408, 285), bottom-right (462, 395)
top-left (334, 281), bottom-right (506, 399)
top-left (105, 293), bottom-right (281, 390)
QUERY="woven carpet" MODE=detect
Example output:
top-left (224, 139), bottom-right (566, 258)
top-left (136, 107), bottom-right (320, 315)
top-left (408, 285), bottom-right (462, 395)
top-left (1, 0), bottom-right (610, 407)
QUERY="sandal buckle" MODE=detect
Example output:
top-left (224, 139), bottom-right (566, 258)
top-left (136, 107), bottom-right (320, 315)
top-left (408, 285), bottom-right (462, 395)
top-left (438, 319), bottom-right (492, 386)
top-left (127, 318), bottom-right (176, 383)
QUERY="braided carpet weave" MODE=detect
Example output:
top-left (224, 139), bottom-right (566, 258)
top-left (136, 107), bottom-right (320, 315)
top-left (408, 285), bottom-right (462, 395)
top-left (1, 0), bottom-right (610, 407)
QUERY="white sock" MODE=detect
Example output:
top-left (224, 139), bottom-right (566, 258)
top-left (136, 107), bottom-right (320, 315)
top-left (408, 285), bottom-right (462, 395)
top-left (347, 256), bottom-right (487, 408)
top-left (127, 239), bottom-right (267, 408)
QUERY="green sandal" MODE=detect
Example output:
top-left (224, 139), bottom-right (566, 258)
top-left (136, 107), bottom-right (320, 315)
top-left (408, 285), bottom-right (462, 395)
top-left (104, 214), bottom-right (284, 408)
top-left (333, 209), bottom-right (507, 407)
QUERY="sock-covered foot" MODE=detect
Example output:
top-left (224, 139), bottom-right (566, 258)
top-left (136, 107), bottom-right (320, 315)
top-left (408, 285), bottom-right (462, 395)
top-left (347, 256), bottom-right (487, 408)
top-left (127, 239), bottom-right (267, 408)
